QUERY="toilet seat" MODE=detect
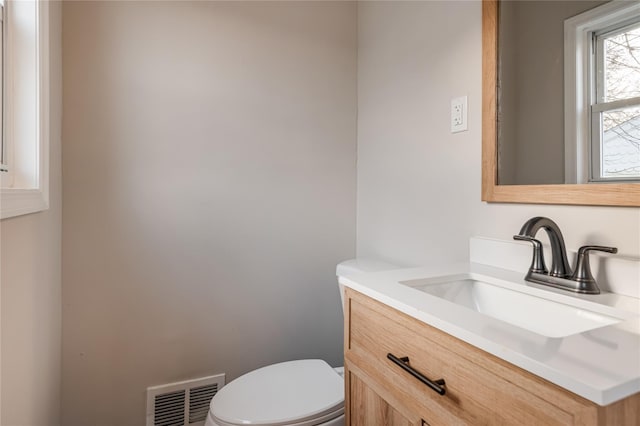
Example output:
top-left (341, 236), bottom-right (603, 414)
top-left (209, 359), bottom-right (344, 426)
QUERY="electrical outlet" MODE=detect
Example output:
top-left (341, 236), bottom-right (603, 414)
top-left (451, 96), bottom-right (468, 133)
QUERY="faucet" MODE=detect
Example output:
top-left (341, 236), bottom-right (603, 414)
top-left (514, 217), bottom-right (617, 294)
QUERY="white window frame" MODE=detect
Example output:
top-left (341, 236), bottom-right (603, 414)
top-left (591, 21), bottom-right (640, 182)
top-left (564, 0), bottom-right (640, 184)
top-left (0, 0), bottom-right (49, 220)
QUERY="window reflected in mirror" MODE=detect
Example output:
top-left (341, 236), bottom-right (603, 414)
top-left (595, 23), bottom-right (640, 181)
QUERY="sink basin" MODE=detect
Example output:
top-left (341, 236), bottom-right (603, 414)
top-left (400, 274), bottom-right (626, 338)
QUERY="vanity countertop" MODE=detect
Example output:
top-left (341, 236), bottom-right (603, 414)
top-left (339, 262), bottom-right (640, 406)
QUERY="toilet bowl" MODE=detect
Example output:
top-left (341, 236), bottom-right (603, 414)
top-left (205, 359), bottom-right (344, 426)
top-left (204, 258), bottom-right (398, 426)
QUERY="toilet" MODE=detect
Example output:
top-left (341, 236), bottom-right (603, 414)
top-left (204, 258), bottom-right (398, 426)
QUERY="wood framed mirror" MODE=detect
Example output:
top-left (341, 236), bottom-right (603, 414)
top-left (482, 0), bottom-right (640, 206)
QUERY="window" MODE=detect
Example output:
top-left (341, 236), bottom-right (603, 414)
top-left (0, 0), bottom-right (50, 219)
top-left (592, 21), bottom-right (640, 181)
top-left (565, 1), bottom-right (640, 184)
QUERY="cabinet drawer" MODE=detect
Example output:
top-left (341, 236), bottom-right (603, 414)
top-left (345, 289), bottom-right (597, 425)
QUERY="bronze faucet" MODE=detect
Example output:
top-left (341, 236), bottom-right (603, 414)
top-left (514, 217), bottom-right (617, 294)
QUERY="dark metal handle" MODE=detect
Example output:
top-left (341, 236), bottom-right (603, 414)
top-left (513, 235), bottom-right (548, 274)
top-left (578, 245), bottom-right (618, 255)
top-left (387, 353), bottom-right (446, 395)
top-left (570, 245), bottom-right (618, 287)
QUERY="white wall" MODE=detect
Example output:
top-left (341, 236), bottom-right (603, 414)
top-left (0, 2), bottom-right (63, 425)
top-left (356, 1), bottom-right (640, 268)
top-left (61, 2), bottom-right (356, 425)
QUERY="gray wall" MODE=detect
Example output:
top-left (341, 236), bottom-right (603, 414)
top-left (61, 2), bottom-right (356, 425)
top-left (498, 1), bottom-right (606, 185)
top-left (356, 1), bottom-right (640, 267)
top-left (1, 2), bottom-right (63, 425)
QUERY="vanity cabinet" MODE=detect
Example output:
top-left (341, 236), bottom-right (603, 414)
top-left (348, 372), bottom-right (419, 426)
top-left (343, 288), bottom-right (640, 426)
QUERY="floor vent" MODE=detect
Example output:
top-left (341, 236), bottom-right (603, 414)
top-left (189, 383), bottom-right (219, 423)
top-left (146, 373), bottom-right (225, 426)
top-left (153, 390), bottom-right (185, 426)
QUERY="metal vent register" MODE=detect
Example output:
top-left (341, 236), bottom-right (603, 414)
top-left (146, 374), bottom-right (225, 426)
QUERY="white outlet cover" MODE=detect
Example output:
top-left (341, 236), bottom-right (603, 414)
top-left (451, 96), bottom-right (468, 133)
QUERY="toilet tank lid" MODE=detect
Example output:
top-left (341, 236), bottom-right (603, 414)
top-left (336, 258), bottom-right (398, 277)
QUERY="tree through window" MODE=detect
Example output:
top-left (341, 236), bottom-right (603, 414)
top-left (593, 20), bottom-right (640, 180)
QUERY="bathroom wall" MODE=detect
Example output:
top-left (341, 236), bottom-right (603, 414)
top-left (0, 2), bottom-right (63, 425)
top-left (356, 2), bottom-right (640, 267)
top-left (61, 2), bottom-right (356, 425)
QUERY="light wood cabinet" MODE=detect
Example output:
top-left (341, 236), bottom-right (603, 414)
top-left (348, 372), bottom-right (420, 426)
top-left (344, 288), bottom-right (640, 426)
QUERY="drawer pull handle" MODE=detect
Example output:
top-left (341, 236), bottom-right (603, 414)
top-left (387, 353), bottom-right (446, 396)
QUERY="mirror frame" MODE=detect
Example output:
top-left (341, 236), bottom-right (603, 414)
top-left (482, 0), bottom-right (640, 207)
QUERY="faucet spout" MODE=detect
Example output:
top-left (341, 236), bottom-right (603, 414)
top-left (517, 217), bottom-right (571, 278)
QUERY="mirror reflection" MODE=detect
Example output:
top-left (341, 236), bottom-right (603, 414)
top-left (497, 0), bottom-right (640, 185)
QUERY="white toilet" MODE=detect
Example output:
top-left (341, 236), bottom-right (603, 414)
top-left (204, 258), bottom-right (398, 426)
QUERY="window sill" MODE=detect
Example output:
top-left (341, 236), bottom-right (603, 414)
top-left (1, 188), bottom-right (49, 220)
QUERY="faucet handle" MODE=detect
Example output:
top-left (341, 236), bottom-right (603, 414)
top-left (570, 245), bottom-right (618, 294)
top-left (513, 235), bottom-right (548, 274)
top-left (576, 245), bottom-right (618, 255)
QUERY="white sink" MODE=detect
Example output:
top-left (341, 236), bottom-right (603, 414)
top-left (400, 273), bottom-right (628, 338)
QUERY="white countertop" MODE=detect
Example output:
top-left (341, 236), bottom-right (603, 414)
top-left (339, 262), bottom-right (640, 406)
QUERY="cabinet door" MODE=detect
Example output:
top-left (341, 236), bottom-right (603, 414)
top-left (348, 370), bottom-right (420, 426)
